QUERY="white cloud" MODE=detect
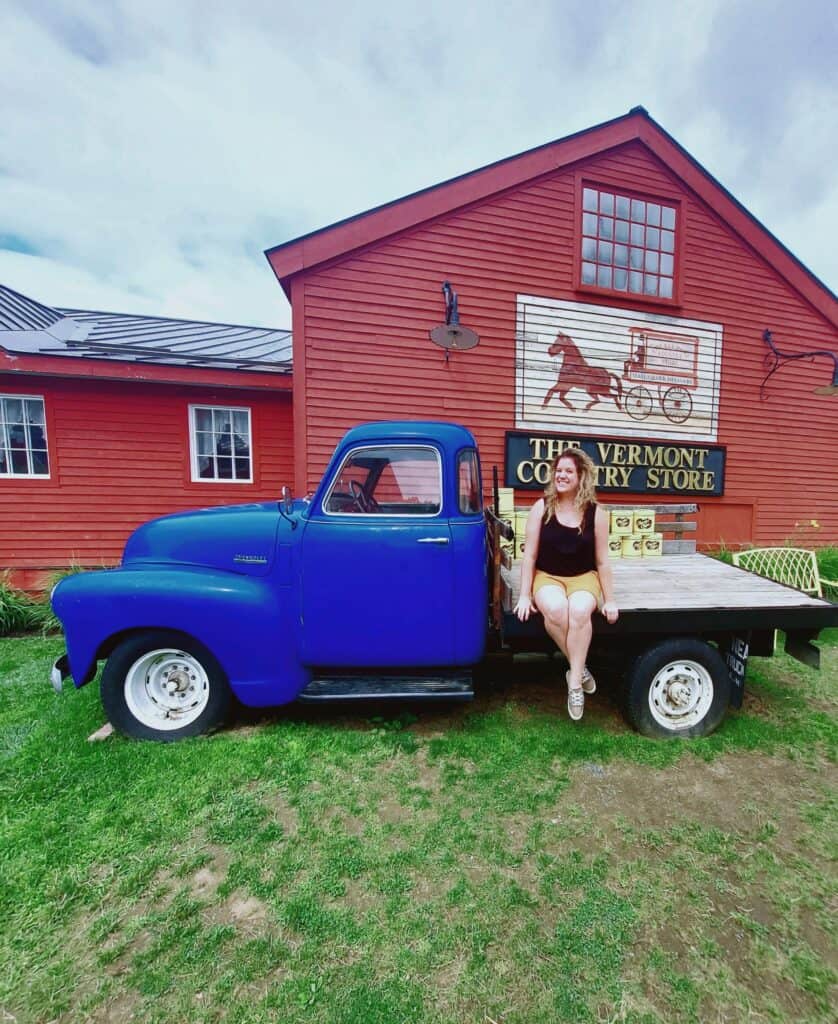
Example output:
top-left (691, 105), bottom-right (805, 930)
top-left (0, 0), bottom-right (835, 331)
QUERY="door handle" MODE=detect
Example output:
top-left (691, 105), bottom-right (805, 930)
top-left (417, 537), bottom-right (449, 545)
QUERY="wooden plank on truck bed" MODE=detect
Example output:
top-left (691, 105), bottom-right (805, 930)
top-left (663, 540), bottom-right (697, 554)
top-left (601, 503), bottom-right (698, 514)
top-left (502, 554), bottom-right (834, 613)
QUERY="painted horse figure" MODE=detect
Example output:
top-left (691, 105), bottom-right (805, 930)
top-left (542, 332), bottom-right (623, 411)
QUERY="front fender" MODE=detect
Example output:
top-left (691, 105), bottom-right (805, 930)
top-left (51, 566), bottom-right (309, 707)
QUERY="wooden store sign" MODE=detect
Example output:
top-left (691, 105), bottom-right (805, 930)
top-left (505, 431), bottom-right (725, 496)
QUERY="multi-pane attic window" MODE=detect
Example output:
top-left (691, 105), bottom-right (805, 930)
top-left (580, 187), bottom-right (677, 300)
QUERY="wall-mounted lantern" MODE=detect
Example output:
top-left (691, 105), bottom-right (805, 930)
top-left (761, 329), bottom-right (838, 398)
top-left (429, 281), bottom-right (479, 361)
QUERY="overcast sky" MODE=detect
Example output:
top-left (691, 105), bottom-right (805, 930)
top-left (1, 0), bottom-right (836, 329)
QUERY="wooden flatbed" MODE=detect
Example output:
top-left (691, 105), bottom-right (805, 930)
top-left (501, 553), bottom-right (838, 644)
top-left (484, 498), bottom-right (836, 735)
top-left (488, 501), bottom-right (838, 670)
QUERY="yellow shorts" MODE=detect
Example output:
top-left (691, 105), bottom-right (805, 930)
top-left (533, 569), bottom-right (603, 606)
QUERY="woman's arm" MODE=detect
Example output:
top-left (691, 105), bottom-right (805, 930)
top-left (594, 505), bottom-right (619, 624)
top-left (514, 500), bottom-right (544, 621)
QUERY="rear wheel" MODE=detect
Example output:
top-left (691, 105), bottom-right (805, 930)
top-left (624, 637), bottom-right (730, 738)
top-left (662, 386), bottom-right (693, 423)
top-left (101, 630), bottom-right (231, 741)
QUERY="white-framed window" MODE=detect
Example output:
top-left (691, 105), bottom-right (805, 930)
top-left (0, 395), bottom-right (49, 478)
top-left (189, 405), bottom-right (253, 483)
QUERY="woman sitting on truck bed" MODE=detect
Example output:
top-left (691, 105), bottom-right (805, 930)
top-left (514, 448), bottom-right (618, 721)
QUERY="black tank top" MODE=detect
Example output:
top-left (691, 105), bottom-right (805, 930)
top-left (535, 503), bottom-right (597, 577)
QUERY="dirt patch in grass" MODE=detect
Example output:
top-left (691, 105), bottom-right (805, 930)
top-left (205, 892), bottom-right (269, 933)
top-left (373, 795), bottom-right (413, 824)
top-left (564, 750), bottom-right (826, 834)
top-left (638, 918), bottom-right (824, 1022)
top-left (87, 989), bottom-right (141, 1024)
top-left (187, 843), bottom-right (233, 900)
top-left (555, 749), bottom-right (837, 1021)
top-left (328, 807), bottom-right (366, 835)
top-left (413, 745), bottom-right (444, 795)
top-left (334, 875), bottom-right (371, 914)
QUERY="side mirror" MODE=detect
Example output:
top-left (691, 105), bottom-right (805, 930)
top-left (281, 485), bottom-right (294, 515)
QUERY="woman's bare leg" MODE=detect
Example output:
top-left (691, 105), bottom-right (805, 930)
top-left (566, 591), bottom-right (597, 688)
top-left (534, 586), bottom-right (569, 658)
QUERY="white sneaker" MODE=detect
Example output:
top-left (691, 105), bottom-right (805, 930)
top-left (581, 666), bottom-right (596, 694)
top-left (565, 671), bottom-right (585, 721)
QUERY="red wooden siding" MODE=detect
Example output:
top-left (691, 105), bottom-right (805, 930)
top-left (288, 139), bottom-right (838, 547)
top-left (0, 376), bottom-right (293, 589)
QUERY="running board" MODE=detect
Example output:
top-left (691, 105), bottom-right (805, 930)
top-left (297, 673), bottom-right (474, 702)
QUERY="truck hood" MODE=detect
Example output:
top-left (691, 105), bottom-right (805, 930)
top-left (122, 502), bottom-right (292, 577)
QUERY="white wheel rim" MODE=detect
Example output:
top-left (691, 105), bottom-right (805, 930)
top-left (124, 648), bottom-right (210, 731)
top-left (648, 659), bottom-right (713, 731)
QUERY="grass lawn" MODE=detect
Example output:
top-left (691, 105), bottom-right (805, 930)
top-left (1, 633), bottom-right (836, 1023)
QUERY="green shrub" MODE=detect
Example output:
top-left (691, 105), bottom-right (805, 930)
top-left (0, 573), bottom-right (43, 636)
top-left (706, 542), bottom-right (733, 564)
top-left (0, 565), bottom-right (91, 637)
top-left (818, 547), bottom-right (838, 600)
top-left (816, 546), bottom-right (838, 580)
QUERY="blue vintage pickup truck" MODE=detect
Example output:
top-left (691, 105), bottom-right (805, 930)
top-left (51, 420), bottom-right (838, 741)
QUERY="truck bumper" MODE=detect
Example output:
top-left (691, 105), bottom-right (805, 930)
top-left (50, 654), bottom-right (71, 693)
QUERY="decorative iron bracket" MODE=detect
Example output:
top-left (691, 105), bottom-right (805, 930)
top-left (761, 329), bottom-right (838, 399)
top-left (442, 280), bottom-right (459, 326)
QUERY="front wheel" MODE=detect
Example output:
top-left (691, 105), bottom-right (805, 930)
top-left (624, 386), bottom-right (653, 420)
top-left (101, 630), bottom-right (231, 741)
top-left (624, 637), bottom-right (731, 738)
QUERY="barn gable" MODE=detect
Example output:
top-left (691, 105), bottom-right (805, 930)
top-left (265, 108), bottom-right (838, 548)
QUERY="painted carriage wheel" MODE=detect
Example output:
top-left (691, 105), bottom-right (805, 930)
top-left (624, 386), bottom-right (653, 420)
top-left (662, 386), bottom-right (693, 423)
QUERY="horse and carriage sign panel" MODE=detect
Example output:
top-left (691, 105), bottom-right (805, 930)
top-left (511, 295), bottom-right (725, 495)
top-left (516, 295), bottom-right (723, 442)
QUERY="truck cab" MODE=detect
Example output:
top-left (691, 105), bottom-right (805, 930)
top-left (299, 422), bottom-right (486, 667)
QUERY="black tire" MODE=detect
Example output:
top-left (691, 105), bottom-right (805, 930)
top-left (101, 629), bottom-right (231, 741)
top-left (624, 637), bottom-right (731, 739)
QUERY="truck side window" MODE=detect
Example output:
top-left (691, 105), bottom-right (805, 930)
top-left (324, 445), bottom-right (442, 515)
top-left (458, 449), bottom-right (482, 514)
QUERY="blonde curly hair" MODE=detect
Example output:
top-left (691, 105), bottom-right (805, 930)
top-left (543, 447), bottom-right (597, 526)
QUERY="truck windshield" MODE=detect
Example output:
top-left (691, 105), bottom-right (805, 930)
top-left (323, 445), bottom-right (442, 516)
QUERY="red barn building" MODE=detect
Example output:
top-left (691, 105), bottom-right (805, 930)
top-left (0, 285), bottom-right (293, 590)
top-left (265, 107), bottom-right (838, 549)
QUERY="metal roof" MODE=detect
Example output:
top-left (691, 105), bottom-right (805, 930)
top-left (0, 283), bottom-right (65, 331)
top-left (0, 284), bottom-right (292, 373)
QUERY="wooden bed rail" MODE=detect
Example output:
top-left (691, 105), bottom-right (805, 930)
top-left (486, 509), bottom-right (514, 631)
top-left (601, 503), bottom-right (698, 554)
